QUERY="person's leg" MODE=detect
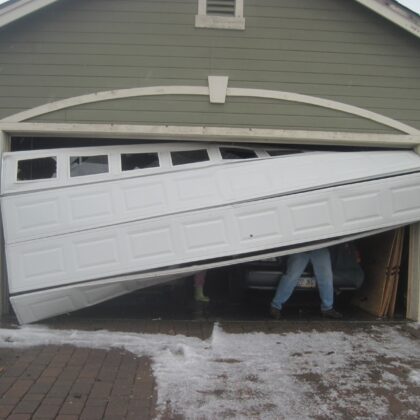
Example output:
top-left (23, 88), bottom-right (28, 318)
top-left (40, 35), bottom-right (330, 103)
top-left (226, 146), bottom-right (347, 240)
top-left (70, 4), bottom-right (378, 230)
top-left (194, 271), bottom-right (209, 302)
top-left (271, 252), bottom-right (310, 310)
top-left (310, 249), bottom-right (334, 312)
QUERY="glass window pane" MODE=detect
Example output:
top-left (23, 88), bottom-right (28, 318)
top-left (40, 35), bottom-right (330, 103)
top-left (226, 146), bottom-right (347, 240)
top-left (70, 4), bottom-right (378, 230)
top-left (17, 157), bottom-right (57, 181)
top-left (171, 149), bottom-right (209, 166)
top-left (121, 153), bottom-right (159, 171)
top-left (267, 149), bottom-right (302, 157)
top-left (70, 155), bottom-right (109, 177)
top-left (220, 147), bottom-right (257, 160)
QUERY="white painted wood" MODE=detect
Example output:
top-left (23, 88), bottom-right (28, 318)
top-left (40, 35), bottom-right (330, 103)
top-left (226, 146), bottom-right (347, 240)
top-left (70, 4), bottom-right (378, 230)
top-left (195, 0), bottom-right (245, 30)
top-left (195, 14), bottom-right (245, 30)
top-left (0, 130), bottom-right (10, 317)
top-left (2, 84), bottom-right (418, 135)
top-left (6, 171), bottom-right (420, 295)
top-left (208, 76), bottom-right (229, 103)
top-left (197, 0), bottom-right (206, 15)
top-left (407, 223), bottom-right (420, 321)
top-left (3, 147), bottom-right (420, 244)
top-left (235, 0), bottom-right (244, 17)
top-left (1, 122), bottom-right (419, 148)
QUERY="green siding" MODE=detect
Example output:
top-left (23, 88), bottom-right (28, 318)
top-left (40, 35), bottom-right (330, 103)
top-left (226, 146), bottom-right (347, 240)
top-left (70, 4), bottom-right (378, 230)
top-left (31, 96), bottom-right (395, 133)
top-left (0, 0), bottom-right (419, 132)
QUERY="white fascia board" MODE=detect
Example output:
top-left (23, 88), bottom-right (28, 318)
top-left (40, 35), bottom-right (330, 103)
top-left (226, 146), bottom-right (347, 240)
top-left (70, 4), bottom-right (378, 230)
top-left (0, 0), bottom-right (60, 29)
top-left (354, 0), bottom-right (420, 38)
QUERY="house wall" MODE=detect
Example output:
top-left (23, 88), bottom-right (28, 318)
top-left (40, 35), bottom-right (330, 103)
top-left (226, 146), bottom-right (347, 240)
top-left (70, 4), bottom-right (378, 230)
top-left (0, 0), bottom-right (419, 132)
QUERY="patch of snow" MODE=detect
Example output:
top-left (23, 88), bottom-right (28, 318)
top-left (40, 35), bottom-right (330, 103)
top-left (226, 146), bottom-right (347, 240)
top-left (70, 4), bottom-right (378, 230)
top-left (0, 324), bottom-right (419, 419)
top-left (409, 369), bottom-right (420, 385)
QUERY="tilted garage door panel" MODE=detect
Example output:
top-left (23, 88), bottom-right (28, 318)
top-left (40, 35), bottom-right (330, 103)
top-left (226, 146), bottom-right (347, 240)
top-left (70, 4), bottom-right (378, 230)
top-left (7, 172), bottom-right (420, 295)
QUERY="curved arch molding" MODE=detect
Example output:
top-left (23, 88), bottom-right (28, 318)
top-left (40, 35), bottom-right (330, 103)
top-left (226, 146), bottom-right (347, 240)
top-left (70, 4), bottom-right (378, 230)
top-left (1, 76), bottom-right (419, 136)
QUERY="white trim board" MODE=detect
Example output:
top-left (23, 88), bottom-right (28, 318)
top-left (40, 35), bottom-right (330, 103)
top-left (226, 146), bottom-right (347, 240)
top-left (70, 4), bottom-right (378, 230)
top-left (2, 83), bottom-right (419, 135)
top-left (195, 0), bottom-right (245, 30)
top-left (1, 123), bottom-right (419, 148)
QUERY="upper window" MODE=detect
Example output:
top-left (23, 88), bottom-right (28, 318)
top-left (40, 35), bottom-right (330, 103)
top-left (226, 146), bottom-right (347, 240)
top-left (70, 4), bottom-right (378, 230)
top-left (17, 157), bottom-right (57, 181)
top-left (171, 149), bottom-right (210, 166)
top-left (121, 153), bottom-right (159, 171)
top-left (220, 147), bottom-right (257, 160)
top-left (70, 155), bottom-right (109, 177)
top-left (195, 0), bottom-right (245, 30)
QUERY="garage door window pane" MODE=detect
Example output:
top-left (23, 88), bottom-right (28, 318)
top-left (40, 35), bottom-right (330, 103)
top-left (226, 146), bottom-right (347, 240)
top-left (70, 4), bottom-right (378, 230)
top-left (220, 147), bottom-right (257, 159)
top-left (70, 155), bottom-right (109, 177)
top-left (171, 149), bottom-right (209, 166)
top-left (267, 149), bottom-right (302, 157)
top-left (17, 157), bottom-right (57, 181)
top-left (121, 153), bottom-right (159, 171)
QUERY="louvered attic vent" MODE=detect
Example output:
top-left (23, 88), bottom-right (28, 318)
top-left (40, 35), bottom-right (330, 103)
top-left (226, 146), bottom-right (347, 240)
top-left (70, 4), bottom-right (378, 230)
top-left (207, 0), bottom-right (235, 16)
top-left (195, 0), bottom-right (245, 30)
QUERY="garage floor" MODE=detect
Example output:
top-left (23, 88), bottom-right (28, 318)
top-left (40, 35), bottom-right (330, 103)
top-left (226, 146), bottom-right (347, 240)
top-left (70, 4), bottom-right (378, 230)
top-left (46, 275), bottom-right (403, 324)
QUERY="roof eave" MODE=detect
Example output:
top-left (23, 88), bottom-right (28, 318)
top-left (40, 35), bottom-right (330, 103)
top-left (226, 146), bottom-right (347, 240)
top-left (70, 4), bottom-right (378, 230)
top-left (0, 0), bottom-right (419, 39)
top-left (354, 0), bottom-right (420, 39)
top-left (0, 0), bottom-right (59, 29)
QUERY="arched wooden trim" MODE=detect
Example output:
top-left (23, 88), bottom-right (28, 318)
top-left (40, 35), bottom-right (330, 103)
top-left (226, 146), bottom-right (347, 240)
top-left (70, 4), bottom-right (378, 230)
top-left (228, 88), bottom-right (420, 135)
top-left (1, 86), bottom-right (209, 124)
top-left (2, 84), bottom-right (419, 135)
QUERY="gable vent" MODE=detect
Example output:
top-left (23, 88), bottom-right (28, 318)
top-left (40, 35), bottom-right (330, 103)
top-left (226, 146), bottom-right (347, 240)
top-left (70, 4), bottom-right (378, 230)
top-left (207, 0), bottom-right (236, 16)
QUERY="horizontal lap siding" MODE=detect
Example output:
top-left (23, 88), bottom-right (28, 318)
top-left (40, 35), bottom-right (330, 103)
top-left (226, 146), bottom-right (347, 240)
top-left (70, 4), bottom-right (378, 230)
top-left (31, 97), bottom-right (394, 133)
top-left (0, 0), bottom-right (419, 132)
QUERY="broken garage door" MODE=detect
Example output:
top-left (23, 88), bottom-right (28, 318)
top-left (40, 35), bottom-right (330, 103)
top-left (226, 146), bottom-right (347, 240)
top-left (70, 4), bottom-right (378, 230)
top-left (2, 143), bottom-right (420, 323)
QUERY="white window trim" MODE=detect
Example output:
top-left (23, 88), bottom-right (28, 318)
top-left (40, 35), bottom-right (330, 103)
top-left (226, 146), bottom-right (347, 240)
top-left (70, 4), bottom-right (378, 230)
top-left (195, 0), bottom-right (245, 30)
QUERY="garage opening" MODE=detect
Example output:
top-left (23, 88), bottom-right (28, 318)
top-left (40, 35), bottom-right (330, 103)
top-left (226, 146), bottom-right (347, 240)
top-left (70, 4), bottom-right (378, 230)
top-left (2, 137), bottom-right (419, 324)
top-left (223, 226), bottom-right (411, 320)
top-left (39, 226), bottom-right (410, 323)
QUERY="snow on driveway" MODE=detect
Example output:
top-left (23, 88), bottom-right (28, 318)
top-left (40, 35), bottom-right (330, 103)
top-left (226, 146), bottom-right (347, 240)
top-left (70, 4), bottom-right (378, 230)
top-left (0, 323), bottom-right (419, 419)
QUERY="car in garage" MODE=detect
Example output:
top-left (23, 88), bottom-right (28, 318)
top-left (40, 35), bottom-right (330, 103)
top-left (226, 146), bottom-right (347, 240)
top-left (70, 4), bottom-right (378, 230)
top-left (228, 242), bottom-right (364, 298)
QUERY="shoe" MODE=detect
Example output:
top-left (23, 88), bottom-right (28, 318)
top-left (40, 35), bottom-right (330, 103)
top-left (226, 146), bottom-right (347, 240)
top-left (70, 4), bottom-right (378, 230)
top-left (321, 308), bottom-right (343, 319)
top-left (270, 306), bottom-right (282, 320)
top-left (194, 287), bottom-right (210, 303)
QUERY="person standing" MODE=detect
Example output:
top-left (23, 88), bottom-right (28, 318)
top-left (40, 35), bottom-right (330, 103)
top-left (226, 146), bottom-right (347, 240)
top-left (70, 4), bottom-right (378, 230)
top-left (194, 270), bottom-right (209, 303)
top-left (270, 248), bottom-right (342, 319)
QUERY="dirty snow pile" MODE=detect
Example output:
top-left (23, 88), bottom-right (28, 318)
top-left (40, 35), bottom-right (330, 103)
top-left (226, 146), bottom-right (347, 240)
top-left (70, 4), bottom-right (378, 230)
top-left (0, 324), bottom-right (419, 419)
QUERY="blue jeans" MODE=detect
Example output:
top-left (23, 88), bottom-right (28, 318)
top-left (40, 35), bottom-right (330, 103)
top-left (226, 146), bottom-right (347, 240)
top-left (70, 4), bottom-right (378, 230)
top-left (271, 248), bottom-right (334, 312)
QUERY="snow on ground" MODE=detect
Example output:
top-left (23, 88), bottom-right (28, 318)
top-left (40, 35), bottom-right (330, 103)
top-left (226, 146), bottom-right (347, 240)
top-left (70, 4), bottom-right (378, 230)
top-left (409, 369), bottom-right (420, 385)
top-left (0, 324), bottom-right (419, 419)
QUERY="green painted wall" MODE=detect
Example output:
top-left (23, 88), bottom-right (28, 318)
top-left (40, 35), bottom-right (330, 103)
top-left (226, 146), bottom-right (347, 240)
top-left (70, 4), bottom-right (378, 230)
top-left (0, 0), bottom-right (419, 132)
